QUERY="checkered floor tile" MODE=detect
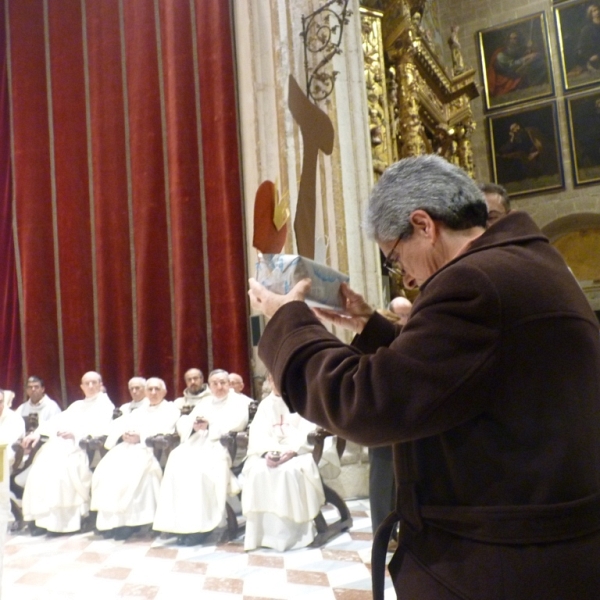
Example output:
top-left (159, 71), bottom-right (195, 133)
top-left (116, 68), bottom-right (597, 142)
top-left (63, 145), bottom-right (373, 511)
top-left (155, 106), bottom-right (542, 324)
top-left (2, 500), bottom-right (396, 599)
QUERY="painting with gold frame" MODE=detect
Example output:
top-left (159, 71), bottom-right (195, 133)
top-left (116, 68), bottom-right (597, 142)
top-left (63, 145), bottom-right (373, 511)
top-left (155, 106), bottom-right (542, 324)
top-left (478, 12), bottom-right (554, 111)
top-left (555, 0), bottom-right (600, 91)
top-left (488, 101), bottom-right (564, 197)
top-left (566, 89), bottom-right (600, 185)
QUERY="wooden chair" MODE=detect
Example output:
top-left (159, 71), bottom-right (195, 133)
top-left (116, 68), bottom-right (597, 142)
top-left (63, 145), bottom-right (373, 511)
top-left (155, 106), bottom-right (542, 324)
top-left (142, 400), bottom-right (257, 542)
top-left (10, 410), bottom-right (121, 530)
top-left (79, 435), bottom-right (109, 466)
top-left (10, 435), bottom-right (47, 530)
top-left (307, 428), bottom-right (353, 547)
top-left (220, 426), bottom-right (353, 546)
top-left (10, 412), bottom-right (50, 528)
top-left (145, 433), bottom-right (180, 469)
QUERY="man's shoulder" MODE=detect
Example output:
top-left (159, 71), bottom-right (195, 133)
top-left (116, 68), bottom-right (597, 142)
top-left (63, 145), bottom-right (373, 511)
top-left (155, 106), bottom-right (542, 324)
top-left (43, 397), bottom-right (61, 409)
top-left (160, 399), bottom-right (181, 414)
top-left (234, 392), bottom-right (253, 405)
top-left (5, 408), bottom-right (23, 422)
top-left (226, 393), bottom-right (252, 411)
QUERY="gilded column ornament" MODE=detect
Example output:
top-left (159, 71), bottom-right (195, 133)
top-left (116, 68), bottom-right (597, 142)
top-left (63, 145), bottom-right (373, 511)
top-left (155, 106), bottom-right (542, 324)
top-left (455, 117), bottom-right (476, 178)
top-left (432, 125), bottom-right (456, 163)
top-left (386, 66), bottom-right (400, 162)
top-left (448, 25), bottom-right (466, 77)
top-left (394, 45), bottom-right (427, 157)
top-left (361, 8), bottom-right (394, 178)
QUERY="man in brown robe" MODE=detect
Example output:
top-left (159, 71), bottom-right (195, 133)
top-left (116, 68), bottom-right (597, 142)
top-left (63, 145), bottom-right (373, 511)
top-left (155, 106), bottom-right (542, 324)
top-left (248, 154), bottom-right (600, 599)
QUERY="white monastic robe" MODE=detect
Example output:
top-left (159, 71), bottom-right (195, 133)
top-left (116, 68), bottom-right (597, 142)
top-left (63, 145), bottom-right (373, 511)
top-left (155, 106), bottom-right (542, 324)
top-left (234, 391), bottom-right (254, 406)
top-left (119, 397), bottom-right (149, 415)
top-left (153, 391), bottom-right (248, 534)
top-left (16, 394), bottom-right (62, 423)
top-left (91, 399), bottom-right (180, 530)
top-left (241, 392), bottom-right (325, 551)
top-left (0, 407), bottom-right (26, 521)
top-left (22, 393), bottom-right (115, 532)
top-left (13, 395), bottom-right (62, 490)
top-left (0, 407), bottom-right (26, 451)
top-left (173, 386), bottom-right (211, 412)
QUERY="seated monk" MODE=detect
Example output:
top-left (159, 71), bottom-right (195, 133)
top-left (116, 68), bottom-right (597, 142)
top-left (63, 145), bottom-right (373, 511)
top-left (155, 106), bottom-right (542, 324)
top-left (21, 371), bottom-right (114, 535)
top-left (228, 372), bottom-right (254, 406)
top-left (153, 369), bottom-right (248, 545)
top-left (0, 390), bottom-right (26, 452)
top-left (16, 376), bottom-right (62, 426)
top-left (241, 375), bottom-right (325, 551)
top-left (0, 388), bottom-right (26, 520)
top-left (91, 377), bottom-right (180, 540)
top-left (12, 376), bottom-right (62, 493)
top-left (119, 376), bottom-right (149, 415)
top-left (173, 368), bottom-right (211, 414)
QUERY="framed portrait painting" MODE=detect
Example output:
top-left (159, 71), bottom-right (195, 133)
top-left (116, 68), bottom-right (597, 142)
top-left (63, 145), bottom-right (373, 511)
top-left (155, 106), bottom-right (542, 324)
top-left (566, 89), bottom-right (600, 185)
top-left (478, 12), bottom-right (554, 111)
top-left (555, 0), bottom-right (600, 91)
top-left (488, 102), bottom-right (564, 197)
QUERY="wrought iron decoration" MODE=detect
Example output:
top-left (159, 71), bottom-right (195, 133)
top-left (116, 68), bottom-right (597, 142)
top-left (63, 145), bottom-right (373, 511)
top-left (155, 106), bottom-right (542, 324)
top-left (301, 0), bottom-right (353, 102)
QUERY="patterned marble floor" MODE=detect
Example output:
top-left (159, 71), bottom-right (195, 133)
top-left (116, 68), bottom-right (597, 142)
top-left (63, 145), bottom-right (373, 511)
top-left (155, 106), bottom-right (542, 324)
top-left (2, 499), bottom-right (396, 600)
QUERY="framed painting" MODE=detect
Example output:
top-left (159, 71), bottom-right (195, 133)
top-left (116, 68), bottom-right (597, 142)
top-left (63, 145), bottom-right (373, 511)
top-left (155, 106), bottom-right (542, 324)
top-left (488, 101), bottom-right (564, 197)
top-left (555, 0), bottom-right (600, 91)
top-left (478, 12), bottom-right (554, 111)
top-left (566, 89), bottom-right (600, 185)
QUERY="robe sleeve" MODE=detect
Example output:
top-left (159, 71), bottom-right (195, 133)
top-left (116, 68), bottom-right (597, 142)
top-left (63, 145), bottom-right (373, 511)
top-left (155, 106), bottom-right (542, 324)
top-left (258, 263), bottom-right (501, 446)
top-left (206, 397), bottom-right (249, 441)
top-left (246, 397), bottom-right (278, 457)
top-left (104, 414), bottom-right (130, 449)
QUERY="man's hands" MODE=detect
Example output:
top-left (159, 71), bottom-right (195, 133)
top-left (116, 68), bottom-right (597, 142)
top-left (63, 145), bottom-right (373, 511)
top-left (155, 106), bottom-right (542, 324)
top-left (248, 279), bottom-right (374, 334)
top-left (266, 450), bottom-right (296, 468)
top-left (314, 283), bottom-right (374, 334)
top-left (20, 432), bottom-right (40, 450)
top-left (193, 417), bottom-right (209, 432)
top-left (122, 432), bottom-right (141, 444)
top-left (248, 278), bottom-right (311, 319)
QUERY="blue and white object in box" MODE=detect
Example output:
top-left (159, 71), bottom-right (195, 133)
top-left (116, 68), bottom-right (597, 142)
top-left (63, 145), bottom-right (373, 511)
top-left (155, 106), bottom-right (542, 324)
top-left (256, 254), bottom-right (349, 310)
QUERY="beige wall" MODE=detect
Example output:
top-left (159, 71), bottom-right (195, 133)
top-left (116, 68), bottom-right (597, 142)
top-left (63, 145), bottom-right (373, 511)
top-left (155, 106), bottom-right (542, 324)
top-left (234, 0), bottom-right (383, 380)
top-left (437, 0), bottom-right (600, 232)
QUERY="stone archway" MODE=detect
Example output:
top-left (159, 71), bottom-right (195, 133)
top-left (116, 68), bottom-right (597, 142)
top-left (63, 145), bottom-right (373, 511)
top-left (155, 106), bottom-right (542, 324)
top-left (542, 213), bottom-right (600, 314)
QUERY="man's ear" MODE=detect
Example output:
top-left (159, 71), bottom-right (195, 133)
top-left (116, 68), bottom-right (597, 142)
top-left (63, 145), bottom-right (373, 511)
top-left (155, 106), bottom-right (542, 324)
top-left (409, 210), bottom-right (437, 241)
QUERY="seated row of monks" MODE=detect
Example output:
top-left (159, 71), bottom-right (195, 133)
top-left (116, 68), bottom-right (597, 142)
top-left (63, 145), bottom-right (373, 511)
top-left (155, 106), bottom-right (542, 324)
top-left (1, 368), bottom-right (330, 551)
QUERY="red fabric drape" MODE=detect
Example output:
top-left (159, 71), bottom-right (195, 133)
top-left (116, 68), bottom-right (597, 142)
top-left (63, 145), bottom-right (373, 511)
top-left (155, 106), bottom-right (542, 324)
top-left (4, 0), bottom-right (250, 405)
top-left (87, 0), bottom-right (135, 396)
top-left (0, 0), bottom-right (22, 397)
top-left (195, 0), bottom-right (249, 372)
top-left (160, 0), bottom-right (209, 388)
top-left (8, 0), bottom-right (61, 401)
top-left (48, 0), bottom-right (96, 400)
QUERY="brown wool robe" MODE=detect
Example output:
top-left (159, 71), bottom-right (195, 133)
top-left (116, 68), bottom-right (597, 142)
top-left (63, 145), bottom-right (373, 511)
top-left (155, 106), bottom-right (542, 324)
top-left (258, 212), bottom-right (600, 600)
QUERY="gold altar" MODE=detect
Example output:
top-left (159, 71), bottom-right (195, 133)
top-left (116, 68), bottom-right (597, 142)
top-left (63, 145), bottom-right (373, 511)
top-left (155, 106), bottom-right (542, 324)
top-left (360, 0), bottom-right (479, 180)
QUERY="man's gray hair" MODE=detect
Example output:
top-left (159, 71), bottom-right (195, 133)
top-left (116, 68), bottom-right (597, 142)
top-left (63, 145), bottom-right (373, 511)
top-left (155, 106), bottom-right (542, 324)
top-left (478, 182), bottom-right (510, 212)
top-left (145, 377), bottom-right (166, 391)
top-left (209, 369), bottom-right (229, 380)
top-left (365, 155), bottom-right (488, 242)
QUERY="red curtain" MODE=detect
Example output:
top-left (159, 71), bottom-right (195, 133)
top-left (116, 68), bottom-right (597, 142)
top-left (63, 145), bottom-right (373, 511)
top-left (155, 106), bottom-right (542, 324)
top-left (2, 0), bottom-right (250, 405)
top-left (0, 0), bottom-right (22, 397)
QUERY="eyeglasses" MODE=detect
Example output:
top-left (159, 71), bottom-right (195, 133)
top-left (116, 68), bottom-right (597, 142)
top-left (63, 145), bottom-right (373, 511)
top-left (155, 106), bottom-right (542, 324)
top-left (382, 236), bottom-right (403, 277)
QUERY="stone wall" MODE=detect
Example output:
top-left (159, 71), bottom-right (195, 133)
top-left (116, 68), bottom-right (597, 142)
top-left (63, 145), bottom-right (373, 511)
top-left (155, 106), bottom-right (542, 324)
top-left (437, 0), bottom-right (600, 230)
